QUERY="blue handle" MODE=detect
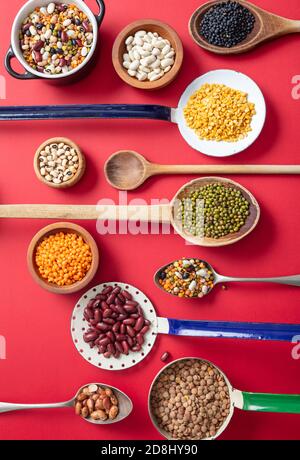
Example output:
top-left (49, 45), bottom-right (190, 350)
top-left (167, 319), bottom-right (300, 342)
top-left (0, 104), bottom-right (171, 121)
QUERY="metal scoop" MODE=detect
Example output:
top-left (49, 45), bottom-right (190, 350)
top-left (149, 357), bottom-right (300, 440)
top-left (71, 282), bottom-right (300, 371)
top-left (0, 383), bottom-right (132, 424)
top-left (155, 258), bottom-right (300, 299)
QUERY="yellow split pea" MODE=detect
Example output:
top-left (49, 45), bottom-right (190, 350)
top-left (35, 232), bottom-right (92, 286)
top-left (184, 83), bottom-right (256, 142)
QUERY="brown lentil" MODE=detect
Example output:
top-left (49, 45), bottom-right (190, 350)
top-left (150, 359), bottom-right (231, 440)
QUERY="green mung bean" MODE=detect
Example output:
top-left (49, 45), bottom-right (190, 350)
top-left (178, 183), bottom-right (250, 239)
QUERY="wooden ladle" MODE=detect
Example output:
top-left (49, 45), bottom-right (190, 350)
top-left (189, 0), bottom-right (300, 55)
top-left (104, 150), bottom-right (300, 191)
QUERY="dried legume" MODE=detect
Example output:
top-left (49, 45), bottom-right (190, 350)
top-left (83, 284), bottom-right (150, 359)
top-left (177, 183), bottom-right (250, 238)
top-left (200, 1), bottom-right (255, 48)
top-left (35, 231), bottom-right (92, 286)
top-left (75, 384), bottom-right (119, 421)
top-left (158, 258), bottom-right (214, 298)
top-left (122, 30), bottom-right (175, 82)
top-left (38, 140), bottom-right (80, 185)
top-left (184, 83), bottom-right (256, 142)
top-left (19, 3), bottom-right (94, 75)
top-left (150, 359), bottom-right (231, 440)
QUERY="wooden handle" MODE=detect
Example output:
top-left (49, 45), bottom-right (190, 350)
top-left (0, 204), bottom-right (171, 223)
top-left (152, 164), bottom-right (300, 175)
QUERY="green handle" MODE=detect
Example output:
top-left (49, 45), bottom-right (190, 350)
top-left (242, 392), bottom-right (300, 413)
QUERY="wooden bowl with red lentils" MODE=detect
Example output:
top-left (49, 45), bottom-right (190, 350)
top-left (27, 222), bottom-right (99, 294)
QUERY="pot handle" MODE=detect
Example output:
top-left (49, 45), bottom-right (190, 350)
top-left (5, 48), bottom-right (38, 80)
top-left (83, 0), bottom-right (105, 27)
top-left (241, 392), bottom-right (300, 414)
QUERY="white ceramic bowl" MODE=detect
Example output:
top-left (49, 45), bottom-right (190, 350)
top-left (175, 69), bottom-right (266, 157)
top-left (5, 0), bottom-right (105, 80)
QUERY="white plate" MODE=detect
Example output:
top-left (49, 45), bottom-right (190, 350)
top-left (175, 69), bottom-right (266, 158)
top-left (71, 282), bottom-right (158, 371)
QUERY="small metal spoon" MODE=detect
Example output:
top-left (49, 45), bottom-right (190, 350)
top-left (0, 383), bottom-right (133, 425)
top-left (104, 150), bottom-right (300, 191)
top-left (155, 259), bottom-right (300, 298)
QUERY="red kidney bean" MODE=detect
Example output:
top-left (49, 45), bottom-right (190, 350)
top-left (99, 337), bottom-right (110, 347)
top-left (93, 300), bottom-right (101, 310)
top-left (101, 301), bottom-right (109, 310)
top-left (116, 334), bottom-right (127, 342)
top-left (122, 341), bottom-right (129, 355)
top-left (123, 318), bottom-right (136, 326)
top-left (89, 319), bottom-right (98, 326)
top-left (33, 40), bottom-right (44, 51)
top-left (107, 343), bottom-right (116, 355)
top-left (83, 20), bottom-right (91, 32)
top-left (130, 313), bottom-right (139, 319)
top-left (95, 294), bottom-right (107, 301)
top-left (134, 317), bottom-right (144, 332)
top-left (102, 286), bottom-right (113, 295)
top-left (22, 23), bottom-right (32, 32)
top-left (37, 66), bottom-right (44, 73)
top-left (132, 344), bottom-right (142, 352)
top-left (89, 341), bottom-right (95, 348)
top-left (144, 319), bottom-right (151, 326)
top-left (122, 290), bottom-right (132, 300)
top-left (120, 324), bottom-right (126, 335)
top-left (59, 58), bottom-right (66, 67)
top-left (103, 318), bottom-right (115, 325)
top-left (94, 309), bottom-right (102, 323)
top-left (87, 299), bottom-right (96, 309)
top-left (83, 332), bottom-right (98, 342)
top-left (98, 333), bottom-right (107, 340)
top-left (115, 342), bottom-right (123, 353)
top-left (99, 345), bottom-right (107, 354)
top-left (115, 297), bottom-right (124, 306)
top-left (125, 300), bottom-right (139, 307)
top-left (103, 308), bottom-right (113, 319)
top-left (114, 350), bottom-right (120, 359)
top-left (126, 325), bottom-right (135, 338)
top-left (97, 323), bottom-right (111, 332)
top-left (140, 325), bottom-right (150, 335)
top-left (160, 352), bottom-right (170, 362)
top-left (117, 293), bottom-right (125, 303)
top-left (106, 294), bottom-right (116, 305)
top-left (126, 335), bottom-right (134, 348)
top-left (115, 305), bottom-right (126, 315)
top-left (111, 312), bottom-right (118, 319)
top-left (112, 322), bottom-right (121, 333)
top-left (33, 50), bottom-right (42, 63)
top-left (106, 331), bottom-right (115, 342)
top-left (118, 314), bottom-right (128, 321)
top-left (137, 306), bottom-right (144, 316)
top-left (136, 333), bottom-right (144, 345)
top-left (124, 305), bottom-right (137, 313)
top-left (104, 352), bottom-right (112, 359)
top-left (112, 286), bottom-right (121, 295)
top-left (84, 309), bottom-right (92, 321)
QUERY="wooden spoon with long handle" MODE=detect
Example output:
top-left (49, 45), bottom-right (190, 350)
top-left (189, 0), bottom-right (300, 55)
top-left (104, 150), bottom-right (300, 191)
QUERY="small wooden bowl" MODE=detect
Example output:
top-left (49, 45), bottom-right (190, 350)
top-left (27, 222), bottom-right (99, 294)
top-left (112, 19), bottom-right (183, 90)
top-left (34, 137), bottom-right (86, 189)
top-left (171, 177), bottom-right (260, 247)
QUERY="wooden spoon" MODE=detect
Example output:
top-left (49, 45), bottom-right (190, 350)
top-left (189, 0), bottom-right (300, 55)
top-left (104, 150), bottom-right (300, 191)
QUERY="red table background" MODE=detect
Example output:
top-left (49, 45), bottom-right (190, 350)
top-left (0, 0), bottom-right (300, 441)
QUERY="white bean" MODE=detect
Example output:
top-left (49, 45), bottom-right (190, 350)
top-left (161, 58), bottom-right (174, 69)
top-left (162, 44), bottom-right (171, 55)
top-left (47, 2), bottom-right (55, 14)
top-left (135, 30), bottom-right (146, 37)
top-left (128, 69), bottom-right (137, 77)
top-left (129, 60), bottom-right (140, 71)
top-left (125, 36), bottom-right (134, 45)
top-left (123, 61), bottom-right (130, 69)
